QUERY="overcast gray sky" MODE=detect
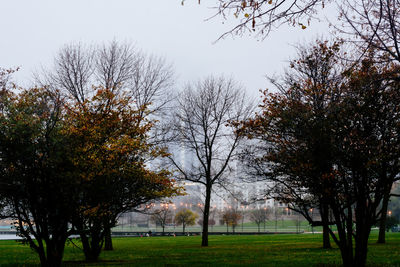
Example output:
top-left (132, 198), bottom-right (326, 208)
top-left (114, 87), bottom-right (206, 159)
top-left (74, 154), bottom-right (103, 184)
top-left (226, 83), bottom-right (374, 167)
top-left (0, 0), bottom-right (333, 96)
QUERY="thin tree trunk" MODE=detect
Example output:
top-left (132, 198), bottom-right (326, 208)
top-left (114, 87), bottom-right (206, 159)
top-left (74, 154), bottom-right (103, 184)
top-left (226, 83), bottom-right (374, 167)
top-left (201, 185), bottom-right (211, 246)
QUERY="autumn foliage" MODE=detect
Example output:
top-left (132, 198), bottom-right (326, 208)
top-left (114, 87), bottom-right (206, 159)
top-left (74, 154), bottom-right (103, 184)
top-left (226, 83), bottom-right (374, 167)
top-left (0, 69), bottom-right (180, 265)
top-left (240, 42), bottom-right (400, 267)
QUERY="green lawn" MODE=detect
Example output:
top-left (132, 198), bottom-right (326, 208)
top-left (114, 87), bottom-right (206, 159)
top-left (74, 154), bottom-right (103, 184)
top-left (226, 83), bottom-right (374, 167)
top-left (0, 232), bottom-right (399, 266)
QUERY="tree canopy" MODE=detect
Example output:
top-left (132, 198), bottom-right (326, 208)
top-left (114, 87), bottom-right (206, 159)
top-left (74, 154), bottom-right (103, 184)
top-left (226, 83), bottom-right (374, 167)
top-left (240, 41), bottom-right (400, 266)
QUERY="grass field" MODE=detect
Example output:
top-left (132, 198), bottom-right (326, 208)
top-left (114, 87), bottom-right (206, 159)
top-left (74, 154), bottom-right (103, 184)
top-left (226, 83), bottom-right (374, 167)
top-left (0, 232), bottom-right (399, 266)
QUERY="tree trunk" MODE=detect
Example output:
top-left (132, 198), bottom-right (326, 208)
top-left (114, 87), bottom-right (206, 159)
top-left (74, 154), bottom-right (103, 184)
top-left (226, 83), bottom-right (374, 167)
top-left (377, 187), bottom-right (390, 244)
top-left (322, 225), bottom-right (331, 249)
top-left (201, 185), bottom-right (212, 246)
top-left (81, 231), bottom-right (103, 262)
top-left (44, 238), bottom-right (67, 267)
top-left (340, 246), bottom-right (355, 267)
top-left (336, 228), bottom-right (354, 267)
top-left (354, 195), bottom-right (372, 267)
top-left (321, 203), bottom-right (332, 249)
top-left (104, 226), bottom-right (113, 251)
top-left (354, 233), bottom-right (369, 267)
top-left (330, 205), bottom-right (354, 267)
top-left (37, 245), bottom-right (47, 267)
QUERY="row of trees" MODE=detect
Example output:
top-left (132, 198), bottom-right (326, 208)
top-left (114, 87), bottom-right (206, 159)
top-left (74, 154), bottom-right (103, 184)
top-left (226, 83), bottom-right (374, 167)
top-left (3, 1), bottom-right (400, 264)
top-left (150, 203), bottom-right (280, 234)
top-left (0, 40), bottom-right (258, 265)
top-left (4, 42), bottom-right (398, 266)
top-left (185, 1), bottom-right (400, 266)
top-left (151, 207), bottom-right (199, 234)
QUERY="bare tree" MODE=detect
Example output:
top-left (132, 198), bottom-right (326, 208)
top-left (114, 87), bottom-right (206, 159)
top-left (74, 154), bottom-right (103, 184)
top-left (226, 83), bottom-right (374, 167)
top-left (36, 41), bottom-right (175, 115)
top-left (167, 75), bottom-right (253, 246)
top-left (129, 54), bottom-right (175, 118)
top-left (249, 207), bottom-right (270, 233)
top-left (150, 204), bottom-right (173, 235)
top-left (222, 208), bottom-right (242, 233)
top-left (36, 43), bottom-right (94, 103)
top-left (338, 0), bottom-right (400, 64)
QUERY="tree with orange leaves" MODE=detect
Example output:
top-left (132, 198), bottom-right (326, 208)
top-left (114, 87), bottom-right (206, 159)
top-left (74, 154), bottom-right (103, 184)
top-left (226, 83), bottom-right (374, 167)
top-left (64, 87), bottom-right (181, 261)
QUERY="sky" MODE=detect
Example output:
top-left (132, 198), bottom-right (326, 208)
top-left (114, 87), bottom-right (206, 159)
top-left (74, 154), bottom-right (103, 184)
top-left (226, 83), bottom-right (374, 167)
top-left (0, 0), bottom-right (334, 98)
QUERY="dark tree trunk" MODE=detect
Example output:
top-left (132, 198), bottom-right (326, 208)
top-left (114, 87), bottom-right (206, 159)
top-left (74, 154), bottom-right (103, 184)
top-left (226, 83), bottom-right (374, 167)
top-left (37, 245), bottom-right (47, 267)
top-left (24, 223), bottom-right (68, 267)
top-left (354, 194), bottom-right (372, 267)
top-left (335, 226), bottom-right (354, 267)
top-left (378, 187), bottom-right (391, 244)
top-left (44, 238), bottom-right (67, 267)
top-left (354, 231), bottom-right (369, 267)
top-left (104, 226), bottom-right (113, 251)
top-left (201, 185), bottom-right (212, 246)
top-left (340, 246), bottom-right (355, 267)
top-left (322, 225), bottom-right (331, 249)
top-left (81, 230), bottom-right (104, 262)
top-left (321, 203), bottom-right (332, 249)
top-left (329, 205), bottom-right (355, 267)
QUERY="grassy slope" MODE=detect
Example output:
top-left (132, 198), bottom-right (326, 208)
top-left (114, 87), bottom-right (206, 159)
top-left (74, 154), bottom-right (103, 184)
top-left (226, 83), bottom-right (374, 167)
top-left (0, 232), bottom-right (399, 266)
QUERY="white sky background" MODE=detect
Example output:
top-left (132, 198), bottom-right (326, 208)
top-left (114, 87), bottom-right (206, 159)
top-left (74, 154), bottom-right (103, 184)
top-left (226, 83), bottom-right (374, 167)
top-left (0, 0), bottom-right (336, 97)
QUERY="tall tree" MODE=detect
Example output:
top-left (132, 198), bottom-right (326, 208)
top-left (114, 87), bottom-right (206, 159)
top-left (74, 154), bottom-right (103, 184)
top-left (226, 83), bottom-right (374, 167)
top-left (36, 41), bottom-right (176, 250)
top-left (241, 44), bottom-right (400, 266)
top-left (243, 40), bottom-right (344, 248)
top-left (65, 88), bottom-right (181, 261)
top-left (168, 75), bottom-right (253, 246)
top-left (0, 86), bottom-right (76, 267)
top-left (338, 2), bottom-right (400, 242)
